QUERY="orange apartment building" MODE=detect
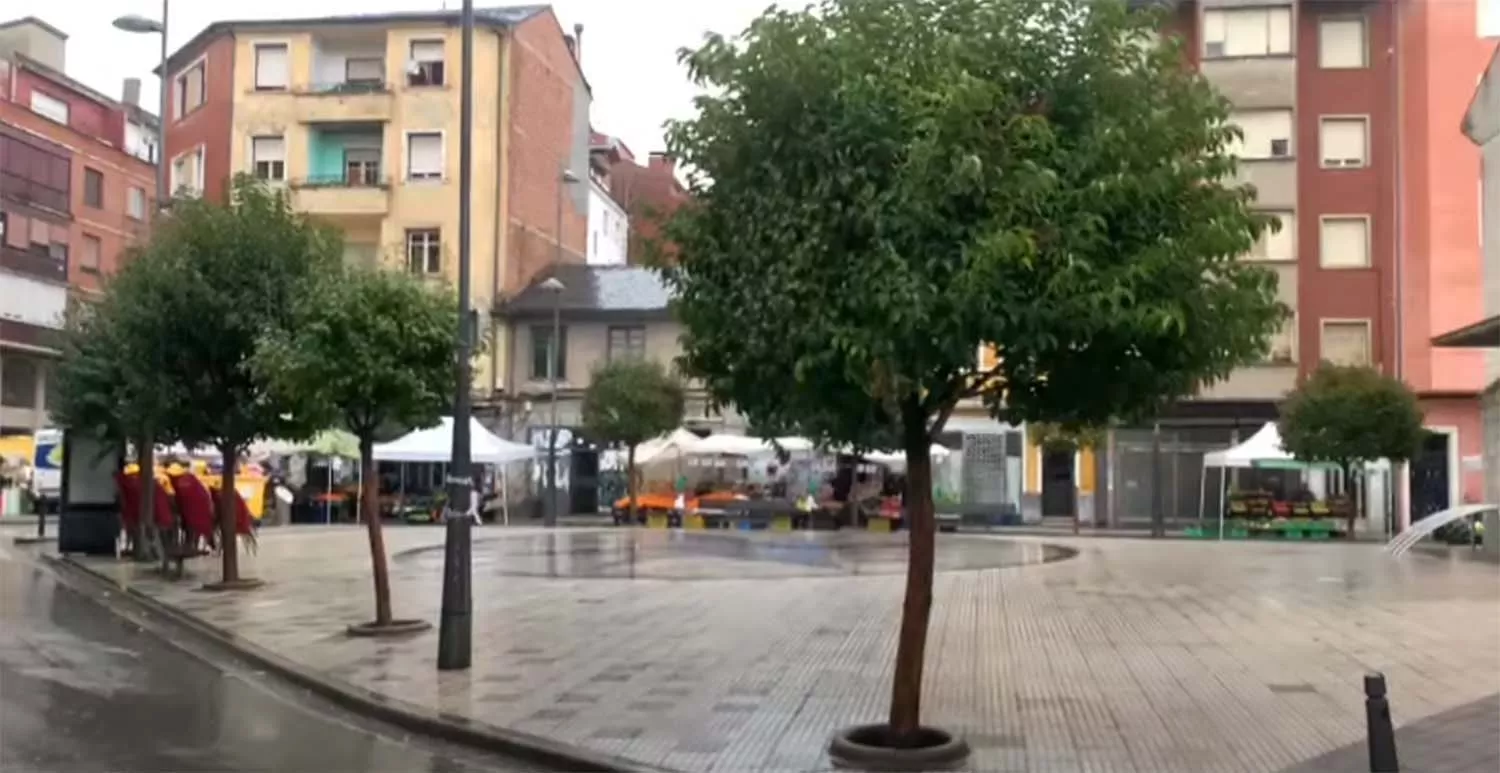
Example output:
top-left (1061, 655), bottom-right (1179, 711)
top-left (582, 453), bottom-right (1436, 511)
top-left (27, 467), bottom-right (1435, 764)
top-left (0, 17), bottom-right (157, 435)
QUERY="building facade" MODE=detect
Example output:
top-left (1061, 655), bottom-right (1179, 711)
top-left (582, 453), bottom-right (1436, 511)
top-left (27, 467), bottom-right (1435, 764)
top-left (0, 17), bottom-right (156, 435)
top-left (585, 133), bottom-right (629, 266)
top-left (157, 6), bottom-right (591, 398)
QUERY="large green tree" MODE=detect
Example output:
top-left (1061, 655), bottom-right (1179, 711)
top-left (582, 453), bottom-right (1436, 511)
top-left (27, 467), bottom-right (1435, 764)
top-left (662, 0), bottom-right (1285, 745)
top-left (255, 267), bottom-right (458, 633)
top-left (581, 358), bottom-right (686, 521)
top-left (1279, 363), bottom-right (1424, 537)
top-left (140, 176), bottom-right (342, 588)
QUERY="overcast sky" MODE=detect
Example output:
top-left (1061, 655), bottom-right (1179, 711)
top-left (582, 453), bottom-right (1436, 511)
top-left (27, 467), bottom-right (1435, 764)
top-left (9, 0), bottom-right (769, 157)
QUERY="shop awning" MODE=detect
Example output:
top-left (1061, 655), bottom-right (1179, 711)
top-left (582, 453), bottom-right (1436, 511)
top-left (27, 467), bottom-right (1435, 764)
top-left (1432, 315), bottom-right (1500, 348)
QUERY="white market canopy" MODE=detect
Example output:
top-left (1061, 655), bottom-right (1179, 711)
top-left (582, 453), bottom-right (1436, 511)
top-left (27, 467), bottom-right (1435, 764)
top-left (1201, 422), bottom-right (1295, 469)
top-left (373, 417), bottom-right (537, 465)
top-left (860, 445), bottom-right (953, 467)
top-left (685, 434), bottom-right (815, 457)
top-left (633, 428), bottom-right (706, 465)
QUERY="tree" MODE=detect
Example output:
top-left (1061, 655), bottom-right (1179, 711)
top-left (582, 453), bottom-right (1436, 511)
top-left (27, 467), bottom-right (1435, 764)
top-left (53, 247), bottom-right (184, 566)
top-left (139, 176), bottom-right (342, 589)
top-left (1279, 363), bottom-right (1424, 537)
top-left (661, 0), bottom-right (1286, 751)
top-left (255, 267), bottom-right (458, 633)
top-left (581, 359), bottom-right (686, 521)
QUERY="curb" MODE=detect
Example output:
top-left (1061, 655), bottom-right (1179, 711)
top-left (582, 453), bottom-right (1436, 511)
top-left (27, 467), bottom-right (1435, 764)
top-left (41, 553), bottom-right (672, 773)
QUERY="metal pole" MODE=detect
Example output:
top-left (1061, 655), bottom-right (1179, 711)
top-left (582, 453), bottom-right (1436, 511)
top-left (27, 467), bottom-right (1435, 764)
top-left (156, 0), bottom-right (169, 206)
top-left (436, 0), bottom-right (475, 672)
top-left (546, 290), bottom-right (560, 527)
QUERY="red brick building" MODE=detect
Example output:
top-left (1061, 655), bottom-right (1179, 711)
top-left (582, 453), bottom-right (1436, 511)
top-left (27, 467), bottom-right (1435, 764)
top-left (0, 17), bottom-right (156, 434)
top-left (590, 131), bottom-right (687, 266)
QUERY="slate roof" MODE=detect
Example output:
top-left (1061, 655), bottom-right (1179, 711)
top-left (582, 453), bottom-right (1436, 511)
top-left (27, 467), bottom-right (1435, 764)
top-left (500, 264), bottom-right (672, 319)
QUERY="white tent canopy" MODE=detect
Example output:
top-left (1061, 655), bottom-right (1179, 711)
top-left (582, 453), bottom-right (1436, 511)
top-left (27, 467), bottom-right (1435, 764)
top-left (634, 428), bottom-right (704, 465)
top-left (373, 417), bottom-right (537, 464)
top-left (861, 445), bottom-right (952, 467)
top-left (1202, 422), bottom-right (1294, 468)
top-left (685, 434), bottom-right (814, 457)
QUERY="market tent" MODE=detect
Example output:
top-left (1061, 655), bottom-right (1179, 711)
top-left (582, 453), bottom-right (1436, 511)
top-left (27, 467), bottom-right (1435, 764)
top-left (374, 417), bottom-right (537, 464)
top-left (634, 428), bottom-right (704, 465)
top-left (1201, 423), bottom-right (1294, 469)
top-left (686, 434), bottom-right (815, 456)
top-left (862, 445), bottom-right (953, 468)
top-left (257, 429), bottom-right (362, 459)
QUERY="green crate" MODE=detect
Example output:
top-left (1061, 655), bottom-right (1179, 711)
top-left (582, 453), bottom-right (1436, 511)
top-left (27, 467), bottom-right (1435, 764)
top-left (1228, 528), bottom-right (1250, 539)
top-left (1284, 530), bottom-right (1304, 540)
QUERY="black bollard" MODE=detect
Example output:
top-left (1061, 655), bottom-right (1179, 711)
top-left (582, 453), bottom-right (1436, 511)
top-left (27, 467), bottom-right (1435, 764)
top-left (1364, 672), bottom-right (1399, 772)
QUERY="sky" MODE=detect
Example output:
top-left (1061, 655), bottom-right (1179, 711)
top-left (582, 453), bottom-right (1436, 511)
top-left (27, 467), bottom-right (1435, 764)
top-left (9, 0), bottom-right (770, 157)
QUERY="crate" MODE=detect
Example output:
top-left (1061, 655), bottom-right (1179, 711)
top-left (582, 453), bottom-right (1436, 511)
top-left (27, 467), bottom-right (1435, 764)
top-left (646, 513), bottom-right (670, 529)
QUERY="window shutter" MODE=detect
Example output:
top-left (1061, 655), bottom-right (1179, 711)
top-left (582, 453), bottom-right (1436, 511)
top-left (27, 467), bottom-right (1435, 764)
top-left (411, 41), bottom-right (445, 63)
top-left (1318, 19), bottom-right (1365, 68)
top-left (407, 134), bottom-right (443, 178)
top-left (1203, 11), bottom-right (1226, 47)
top-left (1267, 7), bottom-right (1293, 54)
top-left (1320, 119), bottom-right (1366, 166)
top-left (346, 58), bottom-right (383, 82)
top-left (1225, 10), bottom-right (1269, 56)
top-left (253, 136), bottom-right (286, 162)
top-left (1261, 213), bottom-right (1295, 261)
top-left (255, 45), bottom-right (289, 88)
top-left (1319, 218), bottom-right (1370, 268)
top-left (1321, 322), bottom-right (1370, 366)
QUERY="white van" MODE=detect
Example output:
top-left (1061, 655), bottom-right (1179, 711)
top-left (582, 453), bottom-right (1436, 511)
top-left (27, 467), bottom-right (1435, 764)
top-left (31, 428), bottom-right (63, 513)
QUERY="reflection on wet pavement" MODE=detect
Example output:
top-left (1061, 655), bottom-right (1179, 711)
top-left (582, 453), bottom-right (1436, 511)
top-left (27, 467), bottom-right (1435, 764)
top-left (397, 530), bottom-right (1075, 580)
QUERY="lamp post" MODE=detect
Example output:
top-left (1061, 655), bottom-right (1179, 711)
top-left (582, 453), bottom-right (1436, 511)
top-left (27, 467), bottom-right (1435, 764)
top-left (436, 0), bottom-right (477, 672)
top-left (540, 276), bottom-right (566, 526)
top-left (112, 3), bottom-right (169, 207)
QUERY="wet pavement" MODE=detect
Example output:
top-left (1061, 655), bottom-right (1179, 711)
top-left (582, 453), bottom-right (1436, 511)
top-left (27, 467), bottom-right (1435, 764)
top-left (0, 538), bottom-right (521, 773)
top-left (59, 526), bottom-right (1500, 773)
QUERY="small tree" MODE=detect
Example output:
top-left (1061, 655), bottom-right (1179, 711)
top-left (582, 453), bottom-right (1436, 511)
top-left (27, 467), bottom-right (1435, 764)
top-left (663, 0), bottom-right (1286, 751)
top-left (255, 267), bottom-right (458, 634)
top-left (141, 176), bottom-right (341, 589)
top-left (581, 359), bottom-right (686, 522)
top-left (1279, 363), bottom-right (1424, 537)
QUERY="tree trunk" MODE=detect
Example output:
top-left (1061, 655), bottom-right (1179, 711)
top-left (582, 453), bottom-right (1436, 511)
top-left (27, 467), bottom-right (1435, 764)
top-left (218, 442), bottom-right (241, 583)
top-left (889, 406), bottom-right (936, 741)
top-left (361, 438), bottom-right (393, 626)
top-left (627, 443), bottom-right (639, 524)
top-left (137, 430), bottom-right (156, 562)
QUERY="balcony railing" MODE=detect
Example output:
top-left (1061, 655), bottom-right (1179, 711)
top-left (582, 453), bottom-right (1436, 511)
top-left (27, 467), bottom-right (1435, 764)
top-left (291, 170), bottom-right (387, 189)
top-left (297, 80), bottom-right (390, 96)
top-left (0, 244), bottom-right (67, 283)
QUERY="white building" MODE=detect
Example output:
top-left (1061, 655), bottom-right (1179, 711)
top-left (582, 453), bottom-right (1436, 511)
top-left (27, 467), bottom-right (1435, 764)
top-left (585, 135), bottom-right (629, 266)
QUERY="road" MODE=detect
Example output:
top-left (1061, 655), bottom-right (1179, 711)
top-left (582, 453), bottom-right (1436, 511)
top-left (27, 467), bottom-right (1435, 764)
top-left (0, 538), bottom-right (523, 773)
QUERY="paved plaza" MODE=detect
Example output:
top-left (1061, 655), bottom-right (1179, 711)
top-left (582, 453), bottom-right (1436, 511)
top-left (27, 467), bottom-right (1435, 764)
top-left (62, 526), bottom-right (1500, 772)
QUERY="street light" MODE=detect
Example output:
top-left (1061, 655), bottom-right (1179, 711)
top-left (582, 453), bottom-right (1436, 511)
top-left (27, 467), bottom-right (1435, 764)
top-left (540, 275), bottom-right (566, 527)
top-left (437, 0), bottom-right (478, 672)
top-left (112, 3), bottom-right (169, 207)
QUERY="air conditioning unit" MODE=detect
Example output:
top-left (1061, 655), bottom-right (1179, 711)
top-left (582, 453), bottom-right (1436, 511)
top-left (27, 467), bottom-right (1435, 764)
top-left (1205, 41), bottom-right (1225, 58)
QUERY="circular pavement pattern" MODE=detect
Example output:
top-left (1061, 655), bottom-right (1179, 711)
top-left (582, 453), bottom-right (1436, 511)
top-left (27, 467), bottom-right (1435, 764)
top-left (398, 529), bottom-right (1075, 580)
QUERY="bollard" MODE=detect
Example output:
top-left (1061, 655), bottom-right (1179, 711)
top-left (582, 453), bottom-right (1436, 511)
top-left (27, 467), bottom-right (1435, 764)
top-left (1364, 672), bottom-right (1399, 772)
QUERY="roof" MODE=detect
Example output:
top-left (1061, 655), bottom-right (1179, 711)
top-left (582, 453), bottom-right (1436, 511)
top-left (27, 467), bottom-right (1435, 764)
top-left (499, 264), bottom-right (672, 319)
top-left (160, 5), bottom-right (549, 75)
top-left (0, 16), bottom-right (68, 41)
top-left (1432, 315), bottom-right (1500, 348)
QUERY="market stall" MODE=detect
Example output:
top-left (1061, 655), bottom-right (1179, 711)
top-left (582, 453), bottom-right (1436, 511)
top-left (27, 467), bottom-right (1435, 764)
top-left (373, 417), bottom-right (537, 523)
top-left (1198, 423), bottom-right (1345, 539)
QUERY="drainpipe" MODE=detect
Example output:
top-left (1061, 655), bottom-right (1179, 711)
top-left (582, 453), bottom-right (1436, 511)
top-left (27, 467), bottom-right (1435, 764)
top-left (1392, 0), bottom-right (1411, 533)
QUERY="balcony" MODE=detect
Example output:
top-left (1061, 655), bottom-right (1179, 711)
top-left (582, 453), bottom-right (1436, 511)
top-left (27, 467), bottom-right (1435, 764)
top-left (293, 80), bottom-right (394, 123)
top-left (290, 175), bottom-right (391, 217)
top-left (0, 171), bottom-right (69, 215)
top-left (299, 35), bottom-right (393, 123)
top-left (0, 244), bottom-right (67, 284)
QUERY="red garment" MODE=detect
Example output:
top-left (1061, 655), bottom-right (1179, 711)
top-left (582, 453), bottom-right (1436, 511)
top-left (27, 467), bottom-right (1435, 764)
top-left (116, 472), bottom-right (141, 533)
top-left (209, 485), bottom-right (256, 536)
top-left (169, 473), bottom-right (217, 547)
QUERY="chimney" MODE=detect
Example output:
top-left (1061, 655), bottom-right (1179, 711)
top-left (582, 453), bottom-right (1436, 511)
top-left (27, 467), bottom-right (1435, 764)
top-left (122, 77), bottom-right (141, 106)
top-left (573, 23), bottom-right (584, 66)
top-left (648, 152), bottom-right (675, 177)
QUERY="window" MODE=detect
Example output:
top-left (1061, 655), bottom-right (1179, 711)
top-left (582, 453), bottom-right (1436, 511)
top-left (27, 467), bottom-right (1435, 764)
top-left (1320, 320), bottom-right (1371, 366)
top-left (1265, 314), bottom-right (1296, 363)
top-left (1482, 0), bottom-right (1500, 38)
top-left (345, 57), bottom-right (384, 86)
top-left (1319, 17), bottom-right (1367, 68)
top-left (80, 233), bottom-right (101, 273)
top-left (1320, 117), bottom-right (1368, 168)
top-left (83, 167), bottom-right (104, 208)
top-left (607, 325), bottom-right (647, 361)
top-left (253, 43), bottom-right (289, 90)
top-left (1203, 7), bottom-right (1293, 59)
top-left (408, 40), bottom-right (446, 86)
top-left (1320, 216), bottom-right (1371, 269)
top-left (530, 325), bottom-right (568, 381)
top-left (175, 61), bottom-right (206, 119)
top-left (251, 136), bottom-right (286, 181)
top-left (405, 132), bottom-right (443, 180)
top-left (405, 228), bottom-right (442, 274)
top-left (1, 353), bottom-right (39, 408)
top-left (1229, 110), bottom-right (1294, 160)
top-left (29, 91), bottom-right (69, 124)
top-left (1247, 212), bottom-right (1295, 261)
top-left (127, 186), bottom-right (147, 220)
top-left (345, 148), bottom-right (381, 186)
top-left (170, 146), bottom-right (205, 196)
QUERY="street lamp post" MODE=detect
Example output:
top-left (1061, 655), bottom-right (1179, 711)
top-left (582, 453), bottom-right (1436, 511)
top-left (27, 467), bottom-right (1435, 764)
top-left (436, 0), bottom-right (477, 672)
top-left (540, 276), bottom-right (566, 526)
top-left (112, 2), bottom-right (169, 207)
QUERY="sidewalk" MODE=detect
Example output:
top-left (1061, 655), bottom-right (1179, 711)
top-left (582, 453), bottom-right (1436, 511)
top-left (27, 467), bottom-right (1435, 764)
top-left (51, 527), bottom-right (1500, 772)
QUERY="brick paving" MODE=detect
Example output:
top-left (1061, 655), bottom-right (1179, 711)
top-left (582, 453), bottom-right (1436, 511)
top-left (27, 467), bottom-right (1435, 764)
top-left (1282, 694), bottom-right (1499, 773)
top-left (66, 526), bottom-right (1500, 773)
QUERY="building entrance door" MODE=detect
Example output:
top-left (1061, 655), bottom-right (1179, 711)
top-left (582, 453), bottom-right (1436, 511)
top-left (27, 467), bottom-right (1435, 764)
top-left (1041, 450), bottom-right (1076, 517)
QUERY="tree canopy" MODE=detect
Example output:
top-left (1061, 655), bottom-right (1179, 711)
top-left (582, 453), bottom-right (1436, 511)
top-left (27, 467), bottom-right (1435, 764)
top-left (581, 358), bottom-right (687, 450)
top-left (661, 0), bottom-right (1286, 447)
top-left (255, 266), bottom-right (459, 444)
top-left (1279, 363), bottom-right (1425, 470)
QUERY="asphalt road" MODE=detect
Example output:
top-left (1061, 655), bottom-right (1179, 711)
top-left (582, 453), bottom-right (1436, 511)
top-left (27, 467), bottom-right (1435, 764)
top-left (0, 538), bottom-right (523, 773)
